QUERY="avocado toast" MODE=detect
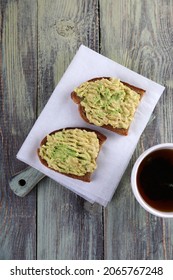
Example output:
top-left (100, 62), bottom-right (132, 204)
top-left (38, 127), bottom-right (106, 182)
top-left (71, 77), bottom-right (145, 135)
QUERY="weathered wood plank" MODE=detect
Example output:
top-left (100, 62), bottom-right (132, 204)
top-left (100, 0), bottom-right (173, 259)
top-left (37, 0), bottom-right (103, 260)
top-left (0, 0), bottom-right (37, 259)
top-left (2, 0), bottom-right (172, 261)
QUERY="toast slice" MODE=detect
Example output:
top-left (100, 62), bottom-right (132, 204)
top-left (38, 127), bottom-right (106, 182)
top-left (71, 77), bottom-right (145, 135)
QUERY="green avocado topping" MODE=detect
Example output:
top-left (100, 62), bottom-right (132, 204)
top-left (39, 128), bottom-right (100, 176)
top-left (74, 78), bottom-right (141, 129)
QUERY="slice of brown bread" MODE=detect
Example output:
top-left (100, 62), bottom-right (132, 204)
top-left (38, 127), bottom-right (106, 182)
top-left (71, 77), bottom-right (145, 135)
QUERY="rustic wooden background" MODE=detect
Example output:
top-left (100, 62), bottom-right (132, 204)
top-left (1, 0), bottom-right (173, 260)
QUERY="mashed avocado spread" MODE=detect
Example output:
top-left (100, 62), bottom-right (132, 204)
top-left (39, 129), bottom-right (99, 176)
top-left (74, 78), bottom-right (140, 129)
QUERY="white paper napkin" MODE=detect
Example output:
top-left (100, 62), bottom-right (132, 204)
top-left (17, 45), bottom-right (165, 206)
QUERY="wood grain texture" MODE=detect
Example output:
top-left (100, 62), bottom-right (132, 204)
top-left (0, 0), bottom-right (37, 259)
top-left (37, 0), bottom-right (103, 260)
top-left (100, 0), bottom-right (173, 259)
top-left (1, 0), bottom-right (173, 260)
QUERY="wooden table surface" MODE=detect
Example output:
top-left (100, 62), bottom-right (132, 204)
top-left (1, 0), bottom-right (173, 260)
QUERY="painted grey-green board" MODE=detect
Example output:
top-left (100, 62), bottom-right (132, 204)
top-left (36, 0), bottom-right (103, 260)
top-left (100, 0), bottom-right (173, 259)
top-left (0, 0), bottom-right (37, 259)
top-left (1, 0), bottom-right (173, 260)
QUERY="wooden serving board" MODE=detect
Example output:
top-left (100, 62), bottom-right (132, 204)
top-left (9, 167), bottom-right (45, 197)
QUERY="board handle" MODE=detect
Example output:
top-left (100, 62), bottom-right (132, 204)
top-left (9, 167), bottom-right (45, 197)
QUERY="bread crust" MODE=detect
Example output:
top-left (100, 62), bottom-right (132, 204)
top-left (38, 127), bottom-right (106, 182)
top-left (71, 77), bottom-right (145, 135)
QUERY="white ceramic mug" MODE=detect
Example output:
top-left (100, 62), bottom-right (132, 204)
top-left (131, 143), bottom-right (173, 218)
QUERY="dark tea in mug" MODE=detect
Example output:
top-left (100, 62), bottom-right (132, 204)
top-left (137, 149), bottom-right (173, 212)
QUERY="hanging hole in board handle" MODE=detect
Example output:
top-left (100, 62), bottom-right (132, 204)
top-left (18, 179), bottom-right (26, 186)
